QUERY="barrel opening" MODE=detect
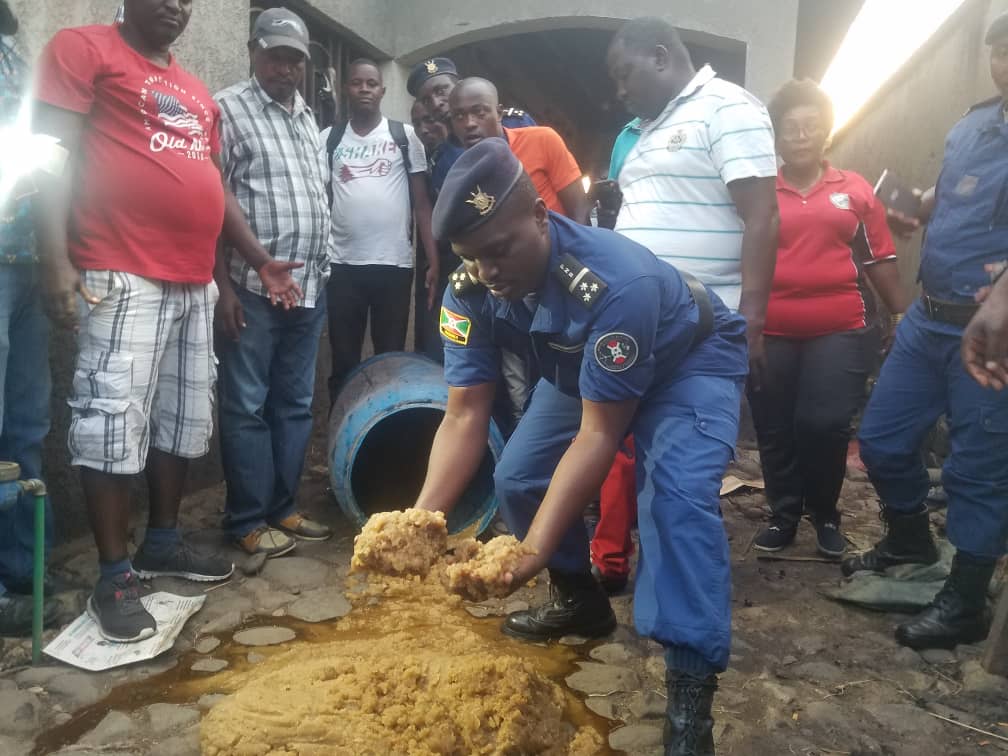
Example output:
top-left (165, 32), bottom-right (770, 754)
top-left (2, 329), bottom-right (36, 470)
top-left (350, 407), bottom-right (497, 531)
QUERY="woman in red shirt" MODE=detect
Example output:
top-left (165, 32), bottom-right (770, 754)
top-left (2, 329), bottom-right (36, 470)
top-left (751, 79), bottom-right (908, 556)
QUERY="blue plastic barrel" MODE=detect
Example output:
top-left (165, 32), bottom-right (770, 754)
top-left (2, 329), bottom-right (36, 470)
top-left (328, 352), bottom-right (506, 534)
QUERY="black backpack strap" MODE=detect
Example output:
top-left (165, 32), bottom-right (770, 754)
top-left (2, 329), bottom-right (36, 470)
top-left (388, 119), bottom-right (416, 238)
top-left (325, 119), bottom-right (348, 205)
top-left (388, 119), bottom-right (412, 174)
top-left (388, 119), bottom-right (414, 207)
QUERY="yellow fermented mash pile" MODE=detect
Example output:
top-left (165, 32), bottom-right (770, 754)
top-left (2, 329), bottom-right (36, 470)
top-left (201, 511), bottom-right (604, 755)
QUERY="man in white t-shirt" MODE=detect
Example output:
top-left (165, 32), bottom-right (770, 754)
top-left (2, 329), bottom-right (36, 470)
top-left (323, 59), bottom-right (439, 401)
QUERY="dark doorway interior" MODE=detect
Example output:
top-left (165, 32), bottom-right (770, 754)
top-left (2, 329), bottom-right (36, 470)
top-left (443, 28), bottom-right (747, 179)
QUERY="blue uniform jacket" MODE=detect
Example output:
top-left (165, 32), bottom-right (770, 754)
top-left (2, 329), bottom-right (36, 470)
top-left (441, 214), bottom-right (748, 402)
top-left (920, 97), bottom-right (1008, 302)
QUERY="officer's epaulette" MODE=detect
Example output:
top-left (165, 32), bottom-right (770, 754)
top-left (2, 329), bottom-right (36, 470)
top-left (553, 253), bottom-right (607, 308)
top-left (502, 107), bottom-right (526, 118)
top-left (448, 263), bottom-right (483, 295)
top-left (963, 95), bottom-right (1003, 117)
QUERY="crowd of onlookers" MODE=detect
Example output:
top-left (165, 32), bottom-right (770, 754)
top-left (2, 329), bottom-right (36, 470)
top-left (0, 0), bottom-right (1005, 684)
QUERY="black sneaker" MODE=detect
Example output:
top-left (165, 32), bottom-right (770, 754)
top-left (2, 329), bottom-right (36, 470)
top-left (814, 521), bottom-right (846, 558)
top-left (753, 524), bottom-right (796, 552)
top-left (0, 592), bottom-right (63, 636)
top-left (133, 539), bottom-right (234, 582)
top-left (87, 572), bottom-right (156, 643)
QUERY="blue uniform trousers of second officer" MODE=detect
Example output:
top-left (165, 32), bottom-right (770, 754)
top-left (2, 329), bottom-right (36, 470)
top-left (858, 301), bottom-right (1008, 559)
top-left (495, 374), bottom-right (741, 671)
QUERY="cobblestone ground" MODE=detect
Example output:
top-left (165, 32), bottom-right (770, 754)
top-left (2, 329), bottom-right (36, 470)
top-left (2, 450), bottom-right (1006, 755)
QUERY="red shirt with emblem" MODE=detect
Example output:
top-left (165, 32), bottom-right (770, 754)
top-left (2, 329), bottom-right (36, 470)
top-left (766, 163), bottom-right (897, 339)
top-left (35, 25), bottom-right (224, 283)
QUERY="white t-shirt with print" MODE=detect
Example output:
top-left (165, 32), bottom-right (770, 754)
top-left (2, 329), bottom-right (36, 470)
top-left (323, 117), bottom-right (427, 268)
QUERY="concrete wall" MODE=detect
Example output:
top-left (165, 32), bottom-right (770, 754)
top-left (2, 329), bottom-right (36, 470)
top-left (829, 0), bottom-right (1005, 296)
top-left (386, 0), bottom-right (799, 112)
top-left (11, 0), bottom-right (247, 94)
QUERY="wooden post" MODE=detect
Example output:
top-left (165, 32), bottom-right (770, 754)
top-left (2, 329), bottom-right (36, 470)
top-left (982, 568), bottom-right (1008, 678)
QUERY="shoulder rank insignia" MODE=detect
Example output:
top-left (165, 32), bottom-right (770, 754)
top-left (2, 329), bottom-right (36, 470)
top-left (449, 263), bottom-right (483, 294)
top-left (553, 253), bottom-right (607, 308)
top-left (964, 95), bottom-right (1002, 117)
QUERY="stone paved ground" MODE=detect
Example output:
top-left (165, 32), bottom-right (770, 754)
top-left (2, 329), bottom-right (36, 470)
top-left (2, 451), bottom-right (1007, 755)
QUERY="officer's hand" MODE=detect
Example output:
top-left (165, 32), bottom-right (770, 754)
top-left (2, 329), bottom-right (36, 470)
top-left (501, 550), bottom-right (543, 596)
top-left (746, 330), bottom-right (768, 392)
top-left (41, 260), bottom-right (100, 332)
top-left (962, 283), bottom-right (1008, 390)
top-left (215, 284), bottom-right (245, 342)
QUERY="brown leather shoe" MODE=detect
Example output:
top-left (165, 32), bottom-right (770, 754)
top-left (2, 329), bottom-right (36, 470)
top-left (271, 513), bottom-right (332, 541)
top-left (237, 527), bottom-right (296, 557)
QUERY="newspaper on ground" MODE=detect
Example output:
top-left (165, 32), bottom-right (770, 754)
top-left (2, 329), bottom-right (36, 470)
top-left (44, 592), bottom-right (206, 671)
top-left (720, 474), bottom-right (765, 496)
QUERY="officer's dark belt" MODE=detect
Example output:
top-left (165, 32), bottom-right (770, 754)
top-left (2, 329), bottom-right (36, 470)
top-left (920, 293), bottom-right (979, 328)
top-left (680, 271), bottom-right (714, 349)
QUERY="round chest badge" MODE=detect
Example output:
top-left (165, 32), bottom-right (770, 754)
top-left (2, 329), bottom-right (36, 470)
top-left (667, 129), bottom-right (687, 152)
top-left (594, 332), bottom-right (639, 372)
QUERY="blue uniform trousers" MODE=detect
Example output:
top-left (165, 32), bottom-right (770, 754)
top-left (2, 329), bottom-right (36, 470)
top-left (858, 301), bottom-right (1008, 559)
top-left (494, 375), bottom-right (741, 671)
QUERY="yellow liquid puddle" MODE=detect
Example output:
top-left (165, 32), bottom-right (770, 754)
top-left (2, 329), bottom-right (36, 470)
top-left (34, 573), bottom-right (620, 756)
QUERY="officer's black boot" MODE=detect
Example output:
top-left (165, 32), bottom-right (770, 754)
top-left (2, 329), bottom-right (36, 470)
top-left (502, 569), bottom-right (616, 642)
top-left (895, 551), bottom-right (995, 650)
top-left (664, 671), bottom-right (717, 756)
top-left (841, 507), bottom-right (939, 577)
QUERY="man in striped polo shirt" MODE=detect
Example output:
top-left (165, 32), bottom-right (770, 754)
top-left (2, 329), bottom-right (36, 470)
top-left (591, 18), bottom-right (779, 601)
top-left (606, 17), bottom-right (779, 383)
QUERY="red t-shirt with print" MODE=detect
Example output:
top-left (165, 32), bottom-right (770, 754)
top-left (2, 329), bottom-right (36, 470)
top-left (766, 164), bottom-right (897, 339)
top-left (35, 25), bottom-right (224, 284)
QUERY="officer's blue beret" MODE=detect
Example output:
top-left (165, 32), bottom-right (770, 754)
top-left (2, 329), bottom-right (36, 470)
top-left (987, 12), bottom-right (1008, 44)
top-left (432, 137), bottom-right (525, 241)
top-left (407, 57), bottom-right (459, 97)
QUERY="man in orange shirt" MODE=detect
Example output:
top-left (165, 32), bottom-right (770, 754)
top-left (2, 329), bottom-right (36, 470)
top-left (448, 78), bottom-right (588, 223)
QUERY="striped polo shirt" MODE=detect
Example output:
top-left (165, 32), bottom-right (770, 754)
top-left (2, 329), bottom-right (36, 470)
top-left (612, 65), bottom-right (777, 310)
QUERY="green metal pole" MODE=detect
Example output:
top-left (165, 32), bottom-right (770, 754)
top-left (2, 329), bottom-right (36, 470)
top-left (32, 491), bottom-right (45, 664)
top-left (20, 479), bottom-right (48, 665)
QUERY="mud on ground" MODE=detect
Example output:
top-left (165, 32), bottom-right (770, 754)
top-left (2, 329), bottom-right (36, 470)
top-left (1, 447), bottom-right (1006, 756)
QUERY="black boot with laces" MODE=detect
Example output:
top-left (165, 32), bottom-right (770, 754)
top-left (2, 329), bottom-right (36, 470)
top-left (895, 551), bottom-right (994, 650)
top-left (841, 507), bottom-right (938, 576)
top-left (502, 569), bottom-right (616, 641)
top-left (664, 671), bottom-right (717, 756)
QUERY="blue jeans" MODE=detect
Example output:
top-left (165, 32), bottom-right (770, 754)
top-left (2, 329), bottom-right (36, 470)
top-left (495, 375), bottom-right (740, 671)
top-left (217, 286), bottom-right (326, 539)
top-left (858, 301), bottom-right (1008, 559)
top-left (0, 264), bottom-right (53, 594)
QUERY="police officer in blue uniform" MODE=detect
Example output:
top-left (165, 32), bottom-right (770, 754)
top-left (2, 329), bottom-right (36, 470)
top-left (408, 58), bottom-right (539, 390)
top-left (412, 138), bottom-right (747, 755)
top-left (844, 13), bottom-right (1008, 651)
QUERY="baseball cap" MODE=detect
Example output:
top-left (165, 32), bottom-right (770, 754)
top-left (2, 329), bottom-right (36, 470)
top-left (251, 7), bottom-right (310, 58)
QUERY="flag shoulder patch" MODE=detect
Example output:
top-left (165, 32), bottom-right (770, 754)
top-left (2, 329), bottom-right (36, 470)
top-left (440, 307), bottom-right (472, 346)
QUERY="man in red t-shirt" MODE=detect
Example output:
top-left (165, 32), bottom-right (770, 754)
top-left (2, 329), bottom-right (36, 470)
top-left (32, 0), bottom-right (301, 643)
